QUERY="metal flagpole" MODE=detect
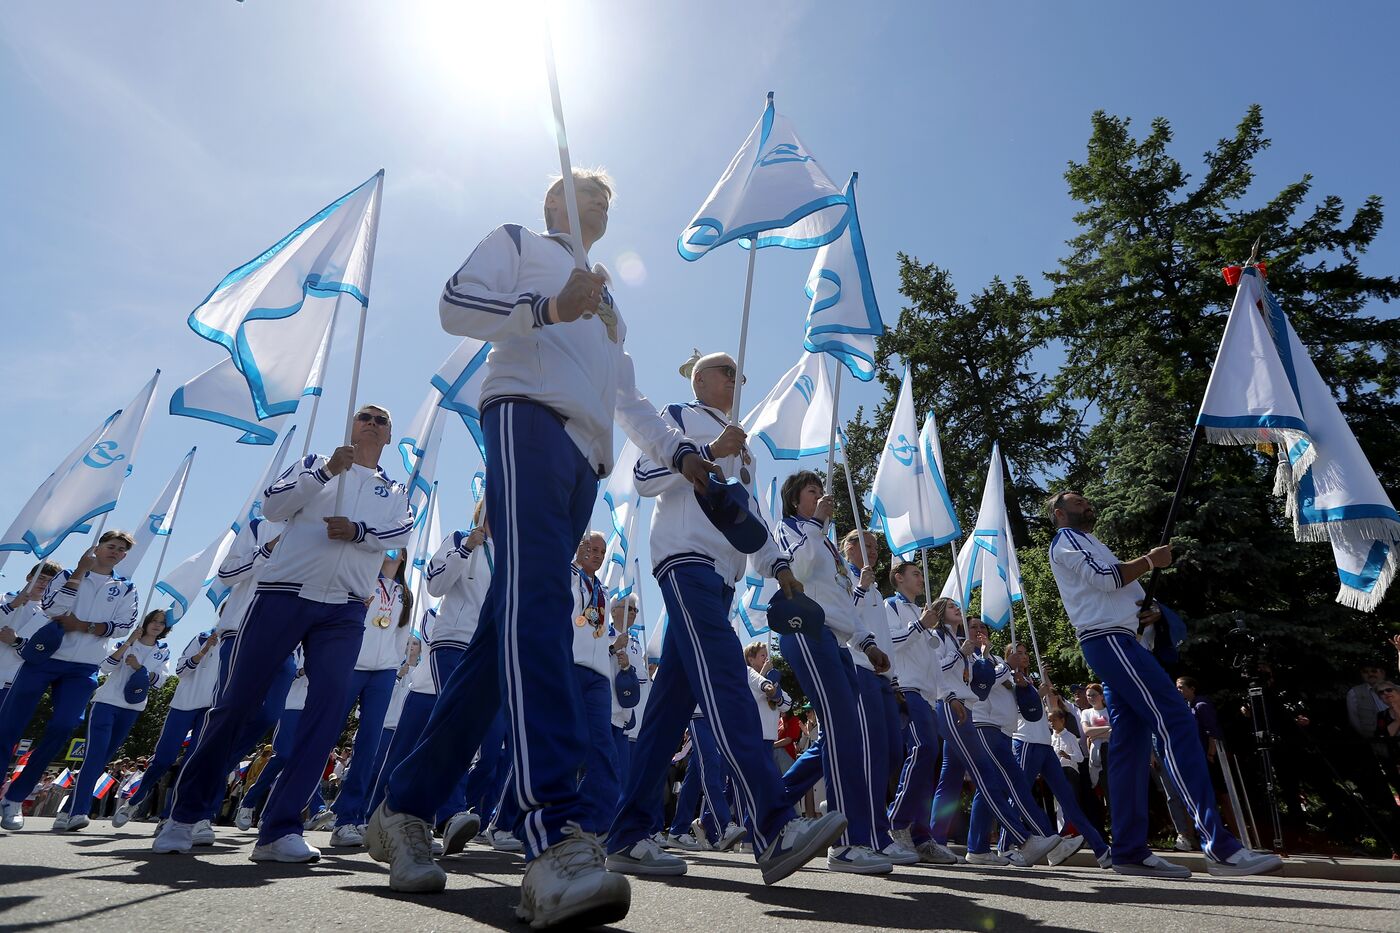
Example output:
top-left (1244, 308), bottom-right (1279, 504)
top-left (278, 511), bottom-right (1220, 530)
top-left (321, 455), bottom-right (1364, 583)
top-left (920, 548), bottom-right (932, 605)
top-left (91, 513), bottom-right (110, 541)
top-left (836, 432), bottom-right (871, 568)
top-left (729, 247), bottom-right (759, 422)
top-left (331, 302), bottom-right (369, 515)
top-left (140, 450), bottom-right (196, 620)
top-left (1020, 587), bottom-right (1046, 677)
top-left (543, 19), bottom-right (588, 273)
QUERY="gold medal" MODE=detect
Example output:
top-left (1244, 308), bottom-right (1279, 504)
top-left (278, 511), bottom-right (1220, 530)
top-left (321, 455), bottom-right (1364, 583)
top-left (593, 628), bottom-right (603, 639)
top-left (575, 615), bottom-right (589, 627)
top-left (373, 614), bottom-right (391, 629)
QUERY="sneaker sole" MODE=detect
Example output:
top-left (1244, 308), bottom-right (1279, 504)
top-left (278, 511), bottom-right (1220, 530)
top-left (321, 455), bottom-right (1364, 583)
top-left (443, 818), bottom-right (480, 856)
top-left (152, 843), bottom-right (192, 854)
top-left (759, 812), bottom-right (850, 886)
top-left (1112, 862), bottom-right (1192, 879)
top-left (1205, 857), bottom-right (1283, 877)
top-left (516, 875), bottom-right (631, 930)
top-left (1047, 837), bottom-right (1085, 867)
top-left (250, 850), bottom-right (321, 863)
top-left (883, 852), bottom-right (921, 866)
top-left (604, 854), bottom-right (688, 877)
top-left (1017, 838), bottom-right (1060, 866)
top-left (826, 859), bottom-right (894, 875)
top-left (388, 867), bottom-right (448, 893)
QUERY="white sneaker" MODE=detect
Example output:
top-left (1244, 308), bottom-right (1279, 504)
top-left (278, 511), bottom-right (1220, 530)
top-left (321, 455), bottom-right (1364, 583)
top-left (880, 840), bottom-right (920, 865)
top-left (65, 814), bottom-right (90, 832)
top-left (1113, 853), bottom-right (1192, 879)
top-left (651, 831), bottom-right (674, 850)
top-left (51, 812), bottom-right (71, 832)
top-left (111, 801), bottom-right (136, 828)
top-left (1047, 834), bottom-right (1086, 867)
top-left (490, 828), bottom-right (524, 853)
top-left (1, 799), bottom-right (23, 831)
top-left (152, 819), bottom-right (195, 854)
top-left (251, 833), bottom-right (321, 863)
top-left (235, 807), bottom-right (255, 831)
top-left (1206, 847), bottom-right (1284, 877)
top-left (305, 809), bottom-right (336, 832)
top-left (715, 822), bottom-right (747, 852)
top-left (431, 839), bottom-right (444, 856)
top-left (965, 850), bottom-right (1011, 866)
top-left (330, 823), bottom-right (365, 847)
top-left (1097, 850), bottom-right (1113, 869)
top-left (192, 819), bottom-right (216, 846)
top-left (827, 844), bottom-right (894, 875)
top-left (605, 836), bottom-right (688, 876)
top-left (689, 818), bottom-right (713, 850)
top-left (757, 812), bottom-right (849, 885)
top-left (1174, 833), bottom-right (1195, 852)
top-left (365, 801), bottom-right (447, 893)
top-left (443, 810), bottom-right (481, 856)
top-left (1006, 850), bottom-right (1030, 868)
top-left (667, 832), bottom-right (704, 852)
top-left (516, 824), bottom-right (630, 930)
top-left (916, 840), bottom-right (961, 865)
top-left (1013, 833), bottom-right (1062, 867)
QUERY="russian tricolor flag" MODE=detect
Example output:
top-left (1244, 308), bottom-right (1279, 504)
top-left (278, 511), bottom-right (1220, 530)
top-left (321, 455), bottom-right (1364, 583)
top-left (55, 768), bottom-right (73, 788)
top-left (93, 772), bottom-right (116, 799)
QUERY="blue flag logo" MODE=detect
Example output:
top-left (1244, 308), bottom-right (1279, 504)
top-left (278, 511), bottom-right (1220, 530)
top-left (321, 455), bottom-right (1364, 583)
top-left (887, 434), bottom-right (917, 467)
top-left (83, 441), bottom-right (125, 470)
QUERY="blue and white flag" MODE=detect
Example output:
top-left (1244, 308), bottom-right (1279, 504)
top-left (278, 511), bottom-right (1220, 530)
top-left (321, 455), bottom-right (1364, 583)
top-left (731, 478), bottom-right (781, 639)
top-left (743, 352), bottom-right (835, 460)
top-left (870, 369), bottom-right (960, 557)
top-left (171, 311), bottom-right (332, 445)
top-left (801, 175), bottom-right (884, 381)
top-left (118, 447), bottom-right (197, 575)
top-left (407, 482), bottom-right (441, 604)
top-left (678, 92), bottom-right (847, 260)
top-left (22, 370), bottom-right (160, 558)
top-left (183, 171), bottom-right (383, 435)
top-left (156, 527), bottom-right (235, 623)
top-left (940, 443), bottom-right (1017, 629)
top-left (429, 336), bottom-right (492, 458)
top-left (397, 389), bottom-right (448, 524)
top-left (602, 441), bottom-right (643, 601)
top-left (1200, 268), bottom-right (1399, 610)
top-left (0, 410), bottom-right (118, 570)
top-left (202, 425), bottom-right (299, 611)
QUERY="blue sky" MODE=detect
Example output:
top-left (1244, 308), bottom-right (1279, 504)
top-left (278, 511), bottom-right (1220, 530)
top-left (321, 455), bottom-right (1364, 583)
top-left (3, 1), bottom-right (1397, 658)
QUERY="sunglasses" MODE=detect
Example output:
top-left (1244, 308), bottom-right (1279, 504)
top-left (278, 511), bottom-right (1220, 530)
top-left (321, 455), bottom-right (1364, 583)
top-left (698, 364), bottom-right (746, 384)
top-left (355, 412), bottom-right (390, 426)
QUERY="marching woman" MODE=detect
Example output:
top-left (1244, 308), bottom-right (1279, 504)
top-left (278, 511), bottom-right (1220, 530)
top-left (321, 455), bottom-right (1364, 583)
top-left (0, 561), bottom-right (63, 710)
top-left (0, 534), bottom-right (139, 831)
top-left (114, 626), bottom-right (221, 827)
top-left (885, 561), bottom-right (961, 865)
top-left (355, 638), bottom-right (420, 824)
top-left (1004, 641), bottom-right (1110, 867)
top-left (964, 619), bottom-right (1081, 866)
top-left (569, 531), bottom-right (622, 837)
top-left (328, 550), bottom-right (413, 847)
top-left (58, 609), bottom-right (170, 831)
top-left (925, 599), bottom-right (1064, 866)
top-left (774, 471), bottom-right (894, 875)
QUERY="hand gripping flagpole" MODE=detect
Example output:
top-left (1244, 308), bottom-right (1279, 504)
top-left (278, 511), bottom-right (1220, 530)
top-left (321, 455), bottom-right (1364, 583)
top-left (140, 448), bottom-right (195, 621)
top-left (543, 18), bottom-right (588, 274)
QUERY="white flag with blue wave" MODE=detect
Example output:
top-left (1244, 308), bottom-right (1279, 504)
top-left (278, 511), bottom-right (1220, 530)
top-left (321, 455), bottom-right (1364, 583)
top-left (430, 336), bottom-right (491, 457)
top-left (743, 352), bottom-right (835, 460)
top-left (679, 92), bottom-right (847, 260)
top-left (1199, 268), bottom-right (1399, 610)
top-left (0, 410), bottom-right (118, 570)
top-left (731, 478), bottom-right (781, 639)
top-left (940, 443), bottom-right (1018, 629)
top-left (171, 309), bottom-right (332, 446)
top-left (201, 426), bottom-right (299, 612)
top-left (22, 370), bottom-right (160, 558)
top-left (119, 447), bottom-right (197, 575)
top-left (801, 174), bottom-right (884, 381)
top-left (398, 389), bottom-right (448, 525)
top-left (157, 527), bottom-right (235, 624)
top-left (408, 482), bottom-right (442, 603)
top-left (602, 441), bottom-right (643, 601)
top-left (182, 171), bottom-right (383, 439)
top-left (870, 369), bottom-right (961, 557)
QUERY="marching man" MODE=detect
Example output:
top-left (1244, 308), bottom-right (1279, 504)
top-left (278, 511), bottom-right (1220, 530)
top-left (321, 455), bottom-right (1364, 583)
top-left (366, 171), bottom-right (713, 930)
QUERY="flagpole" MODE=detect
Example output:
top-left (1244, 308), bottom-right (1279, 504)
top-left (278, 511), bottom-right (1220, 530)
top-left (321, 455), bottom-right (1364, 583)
top-left (920, 548), bottom-right (932, 606)
top-left (300, 301), bottom-right (341, 459)
top-left (405, 403), bottom-right (443, 513)
top-left (729, 247), bottom-right (758, 422)
top-left (91, 513), bottom-right (110, 541)
top-left (1021, 592), bottom-right (1046, 678)
top-left (331, 302), bottom-right (369, 515)
top-left (822, 363), bottom-right (844, 535)
top-left (543, 18), bottom-right (588, 272)
top-left (836, 432), bottom-right (871, 568)
top-left (140, 450), bottom-right (195, 620)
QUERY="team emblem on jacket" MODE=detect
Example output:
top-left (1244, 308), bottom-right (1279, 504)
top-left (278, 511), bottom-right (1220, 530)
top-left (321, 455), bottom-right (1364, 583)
top-left (373, 485), bottom-right (389, 498)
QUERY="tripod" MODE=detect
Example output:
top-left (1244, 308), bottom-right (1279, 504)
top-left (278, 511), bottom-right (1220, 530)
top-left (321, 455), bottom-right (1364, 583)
top-left (1227, 620), bottom-right (1285, 852)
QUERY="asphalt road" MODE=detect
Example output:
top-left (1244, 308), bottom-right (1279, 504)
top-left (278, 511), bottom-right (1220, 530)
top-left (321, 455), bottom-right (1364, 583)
top-left (1, 817), bottom-right (1398, 932)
